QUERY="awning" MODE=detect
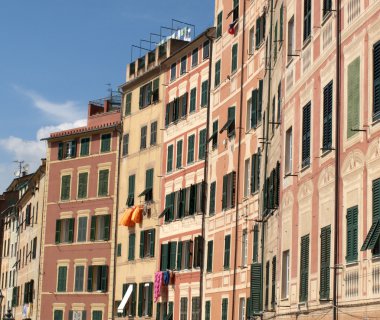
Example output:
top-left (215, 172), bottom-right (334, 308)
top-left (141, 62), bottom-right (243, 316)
top-left (208, 131), bottom-right (217, 143)
top-left (361, 220), bottom-right (380, 251)
top-left (139, 188), bottom-right (152, 197)
top-left (219, 120), bottom-right (233, 134)
top-left (158, 207), bottom-right (170, 219)
top-left (117, 284), bottom-right (133, 313)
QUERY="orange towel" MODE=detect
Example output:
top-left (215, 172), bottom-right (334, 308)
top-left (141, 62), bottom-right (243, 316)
top-left (125, 207), bottom-right (135, 227)
top-left (119, 207), bottom-right (135, 226)
top-left (131, 206), bottom-right (143, 224)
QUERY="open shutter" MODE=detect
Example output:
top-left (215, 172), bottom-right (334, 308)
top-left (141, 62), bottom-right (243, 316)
top-left (71, 140), bottom-right (77, 158)
top-left (140, 231), bottom-right (145, 258)
top-left (374, 42), bottom-right (380, 120)
top-left (231, 171), bottom-right (237, 208)
top-left (148, 282), bottom-right (153, 316)
top-left (101, 265), bottom-right (108, 292)
top-left (271, 256), bottom-right (277, 307)
top-left (207, 240), bottom-right (213, 272)
top-left (87, 266), bottom-right (93, 292)
top-left (128, 233), bottom-right (135, 261)
top-left (58, 142), bottom-right (63, 160)
top-left (251, 90), bottom-right (258, 128)
top-left (182, 92), bottom-right (188, 117)
top-left (131, 283), bottom-right (137, 316)
top-left (347, 58), bottom-right (360, 138)
top-left (253, 225), bottom-right (259, 262)
top-left (161, 244), bottom-right (169, 271)
top-left (209, 182), bottom-right (216, 215)
top-left (224, 235), bottom-right (231, 269)
top-left (222, 175), bottom-right (227, 209)
top-left (104, 214), bottom-right (111, 241)
top-left (258, 80), bottom-right (263, 121)
top-left (68, 218), bottom-right (74, 243)
top-left (90, 216), bottom-right (96, 241)
top-left (169, 242), bottom-right (177, 270)
top-left (149, 229), bottom-right (155, 257)
top-left (177, 241), bottom-right (183, 270)
top-left (138, 283), bottom-right (143, 317)
top-left (55, 220), bottom-right (61, 244)
top-left (251, 263), bottom-right (262, 314)
top-left (251, 154), bottom-right (256, 193)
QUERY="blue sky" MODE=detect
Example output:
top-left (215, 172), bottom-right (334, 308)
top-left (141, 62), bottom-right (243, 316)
top-left (0, 0), bottom-right (214, 193)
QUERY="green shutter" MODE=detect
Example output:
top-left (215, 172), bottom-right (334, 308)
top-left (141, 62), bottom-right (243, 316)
top-left (148, 282), bottom-right (153, 316)
top-left (101, 133), bottom-right (111, 152)
top-left (189, 184), bottom-right (197, 215)
top-left (187, 135), bottom-right (195, 164)
top-left (190, 88), bottom-right (196, 112)
top-left (215, 60), bottom-right (221, 87)
top-left (177, 241), bottom-right (183, 270)
top-left (125, 92), bottom-right (132, 115)
top-left (205, 301), bottom-right (211, 320)
top-left (80, 138), bottom-right (90, 156)
top-left (87, 266), bottom-right (93, 292)
top-left (58, 142), bottom-right (63, 160)
top-left (323, 81), bottom-right (333, 150)
top-left (224, 235), bottom-right (231, 269)
top-left (302, 102), bottom-right (311, 167)
top-left (374, 42), bottom-right (380, 120)
top-left (347, 57), bottom-right (360, 138)
top-left (176, 140), bottom-right (183, 169)
top-left (300, 235), bottom-right (310, 302)
top-left (222, 175), bottom-right (228, 209)
top-left (90, 216), bottom-right (96, 241)
top-left (60, 175), bottom-right (71, 201)
top-left (100, 265), bottom-right (108, 292)
top-left (104, 214), bottom-right (111, 241)
top-left (253, 224), bottom-right (259, 262)
top-left (280, 4), bottom-right (283, 41)
top-left (132, 283), bottom-right (137, 316)
top-left (128, 233), bottom-right (135, 261)
top-left (320, 225), bottom-right (331, 300)
top-left (216, 11), bottom-right (223, 38)
top-left (251, 263), bottom-right (262, 314)
top-left (140, 231), bottom-right (145, 258)
top-left (271, 256), bottom-right (277, 306)
top-left (156, 303), bottom-right (161, 320)
top-left (55, 220), bottom-right (61, 244)
top-left (347, 206), bottom-right (358, 262)
top-left (167, 145), bottom-right (173, 172)
top-left (373, 178), bottom-right (380, 221)
top-left (78, 172), bottom-right (88, 199)
top-left (222, 298), bottom-right (228, 320)
top-left (232, 43), bottom-right (238, 72)
top-left (146, 168), bottom-right (154, 189)
top-left (251, 90), bottom-right (258, 129)
top-left (199, 129), bottom-right (206, 160)
top-left (207, 240), bottom-right (213, 272)
top-left (169, 242), bottom-right (177, 270)
top-left (138, 283), bottom-right (143, 317)
top-left (161, 243), bottom-right (169, 271)
top-left (201, 80), bottom-right (208, 107)
top-left (209, 182), bottom-right (216, 215)
top-left (54, 310), bottom-right (63, 320)
top-left (68, 218), bottom-right (74, 243)
top-left (57, 266), bottom-right (67, 292)
top-left (149, 229), bottom-right (155, 257)
top-left (98, 169), bottom-right (109, 196)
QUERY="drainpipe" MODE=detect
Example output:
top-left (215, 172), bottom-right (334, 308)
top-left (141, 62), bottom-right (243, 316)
top-left (333, 1), bottom-right (341, 319)
top-left (111, 99), bottom-right (123, 320)
top-left (200, 28), bottom-right (214, 320)
top-left (231, 1), bottom-right (247, 318)
top-left (260, 0), bottom-right (274, 317)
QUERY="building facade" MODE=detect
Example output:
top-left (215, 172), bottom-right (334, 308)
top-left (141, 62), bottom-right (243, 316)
top-left (38, 100), bottom-right (121, 320)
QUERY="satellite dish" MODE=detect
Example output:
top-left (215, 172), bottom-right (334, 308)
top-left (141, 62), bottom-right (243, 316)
top-left (14, 170), bottom-right (21, 177)
top-left (22, 164), bottom-right (29, 173)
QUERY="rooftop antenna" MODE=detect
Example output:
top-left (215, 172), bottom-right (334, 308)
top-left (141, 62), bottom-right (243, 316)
top-left (13, 160), bottom-right (25, 178)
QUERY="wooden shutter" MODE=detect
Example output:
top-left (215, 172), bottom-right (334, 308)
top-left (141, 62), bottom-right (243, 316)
top-left (251, 90), bottom-right (258, 129)
top-left (231, 171), bottom-right (237, 208)
top-left (320, 226), bottom-right (331, 300)
top-left (215, 60), bottom-right (221, 87)
top-left (138, 283), bottom-right (143, 317)
top-left (165, 104), bottom-right (170, 126)
top-left (217, 11), bottom-right (223, 38)
top-left (255, 17), bottom-right (261, 48)
top-left (222, 175), bottom-right (228, 209)
top-left (100, 265), bottom-right (108, 292)
top-left (187, 135), bottom-right (195, 164)
top-left (169, 242), bottom-right (177, 270)
top-left (251, 263), bottom-right (262, 313)
top-left (189, 184), bottom-right (197, 215)
top-left (161, 243), bottom-right (169, 271)
top-left (68, 218), bottom-right (74, 243)
top-left (201, 80), bottom-right (208, 107)
top-left (182, 93), bottom-right (188, 117)
top-left (176, 140), bottom-right (183, 169)
top-left (58, 142), bottom-right (63, 160)
top-left (167, 145), bottom-right (173, 172)
top-left (323, 81), bottom-right (333, 150)
top-left (177, 241), bottom-right (183, 270)
top-left (78, 172), bottom-right (88, 199)
top-left (207, 240), bottom-right (213, 272)
top-left (205, 301), bottom-right (211, 320)
top-left (57, 266), bottom-right (67, 292)
top-left (104, 215), bottom-right (111, 241)
top-left (87, 266), bottom-right (93, 292)
top-left (149, 229), bottom-right (155, 257)
top-left (101, 134), bottom-right (111, 152)
top-left (190, 88), bottom-right (196, 112)
top-left (232, 44), bottom-right (238, 72)
top-left (140, 231), bottom-right (145, 259)
top-left (61, 175), bottom-right (71, 201)
top-left (90, 216), bottom-right (96, 241)
top-left (271, 256), bottom-right (276, 307)
top-left (302, 102), bottom-right (311, 167)
top-left (199, 129), bottom-right (206, 160)
top-left (374, 41), bottom-right (380, 120)
top-left (55, 220), bottom-right (61, 244)
top-left (222, 298), bottom-right (228, 320)
top-left (98, 169), bottom-right (109, 196)
top-left (152, 78), bottom-right (159, 103)
top-left (128, 233), bottom-right (135, 261)
top-left (128, 175), bottom-right (135, 207)
top-left (224, 235), bottom-right (231, 269)
top-left (300, 235), bottom-right (310, 302)
top-left (209, 182), bottom-right (216, 215)
top-left (212, 120), bottom-right (218, 147)
top-left (253, 224), bottom-right (259, 262)
top-left (373, 178), bottom-right (380, 221)
top-left (275, 162), bottom-right (280, 207)
top-left (347, 58), bottom-right (360, 138)
top-left (148, 282), bottom-right (153, 316)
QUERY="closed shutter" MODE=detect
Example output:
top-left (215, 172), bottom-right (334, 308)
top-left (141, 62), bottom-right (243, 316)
top-left (100, 265), bottom-right (108, 292)
top-left (176, 140), bottom-right (183, 169)
top-left (178, 189), bottom-right (186, 218)
top-left (60, 175), bottom-right (71, 201)
top-left (251, 89), bottom-right (258, 129)
top-left (275, 162), bottom-right (280, 207)
top-left (161, 244), bottom-right (169, 271)
top-left (280, 4), bottom-right (284, 41)
top-left (55, 220), bottom-right (61, 244)
top-left (232, 44), bottom-right (238, 72)
top-left (205, 301), bottom-right (211, 320)
top-left (231, 171), bottom-right (237, 208)
top-left (323, 81), bottom-right (333, 150)
top-left (54, 310), bottom-right (63, 320)
top-left (156, 302), bottom-right (161, 320)
top-left (251, 263), bottom-right (262, 314)
top-left (58, 142), bottom-right (63, 160)
top-left (167, 145), bottom-right (174, 172)
top-left (199, 129), bottom-right (206, 160)
top-left (78, 172), bottom-right (88, 199)
top-left (303, 0), bottom-right (311, 40)
top-left (300, 235), bottom-right (310, 302)
top-left (251, 154), bottom-right (257, 193)
top-left (177, 241), bottom-right (183, 270)
top-left (128, 175), bottom-right (135, 207)
top-left (138, 283), bottom-right (143, 317)
top-left (87, 266), bottom-right (93, 292)
top-left (101, 134), bottom-right (111, 152)
top-left (32, 237), bottom-right (37, 258)
top-left (222, 298), bottom-right (228, 320)
top-left (128, 233), bottom-right (135, 261)
top-left (140, 231), bottom-right (145, 258)
top-left (207, 240), bottom-right (213, 272)
top-left (215, 60), bottom-right (221, 87)
top-left (131, 283), bottom-right (137, 316)
top-left (224, 235), bottom-right (231, 269)
top-left (98, 169), bottom-right (109, 196)
top-left (201, 80), bottom-right (208, 107)
top-left (68, 218), bottom-right (74, 243)
top-left (149, 229), bottom-right (155, 257)
top-left (169, 242), bottom-right (177, 270)
top-left (190, 88), bottom-right (197, 112)
top-left (122, 134), bottom-right (129, 156)
top-left (57, 266), bottom-right (67, 292)
top-left (189, 184), bottom-right (197, 215)
top-left (216, 11), bottom-right (223, 38)
top-left (302, 102), bottom-right (311, 167)
top-left (187, 135), bottom-right (195, 164)
top-left (148, 282), bottom-right (153, 316)
top-left (182, 93), bottom-right (188, 117)
top-left (222, 175), bottom-right (228, 209)
top-left (90, 216), bottom-right (96, 241)
top-left (125, 92), bottom-right (132, 115)
top-left (373, 41), bottom-right (380, 120)
top-left (271, 257), bottom-right (277, 307)
top-left (253, 224), bottom-right (259, 262)
top-left (209, 182), bottom-right (216, 215)
top-left (347, 58), bottom-right (360, 138)
top-left (258, 80), bottom-right (263, 121)
top-left (320, 225), bottom-right (331, 300)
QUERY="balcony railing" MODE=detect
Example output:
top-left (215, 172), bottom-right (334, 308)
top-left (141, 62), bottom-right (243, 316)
top-left (347, 0), bottom-right (361, 25)
top-left (345, 269), bottom-right (359, 298)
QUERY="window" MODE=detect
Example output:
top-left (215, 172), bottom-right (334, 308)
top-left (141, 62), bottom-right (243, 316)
top-left (127, 175), bottom-right (135, 207)
top-left (122, 134), bottom-right (129, 156)
top-left (244, 158), bottom-right (250, 197)
top-left (139, 168), bottom-right (153, 202)
top-left (280, 4), bottom-right (284, 43)
top-left (231, 43), bottom-right (238, 73)
top-left (201, 80), bottom-right (209, 107)
top-left (187, 134), bottom-right (195, 164)
top-left (139, 229), bottom-right (155, 258)
top-left (302, 102), bottom-right (311, 167)
top-left (77, 172), bottom-right (88, 199)
top-left (190, 88), bottom-right (197, 112)
top-left (140, 126), bottom-right (147, 150)
top-left (128, 233), bottom-right (135, 261)
top-left (150, 121), bottom-right (157, 146)
top-left (207, 240), bottom-right (213, 272)
top-left (117, 243), bottom-right (122, 257)
top-left (323, 0), bottom-right (332, 18)
top-left (139, 82), bottom-right (153, 108)
top-left (55, 218), bottom-right (74, 244)
top-left (233, 0), bottom-right (239, 21)
top-left (281, 250), bottom-right (290, 299)
top-left (249, 27), bottom-right (255, 54)
top-left (374, 41), bottom-right (380, 121)
top-left (255, 14), bottom-right (266, 48)
top-left (77, 216), bottom-right (87, 242)
top-left (205, 301), bottom-right (211, 320)
top-left (251, 153), bottom-right (260, 194)
top-left (242, 229), bottom-right (248, 266)
top-left (299, 234), bottom-right (309, 302)
top-left (303, 0), bottom-right (312, 41)
top-left (215, 60), bottom-right (221, 87)
top-left (98, 169), bottom-right (109, 197)
top-left (320, 225), bottom-right (331, 300)
top-left (122, 283), bottom-right (137, 317)
top-left (180, 56), bottom-right (187, 75)
top-left (180, 297), bottom-right (188, 320)
top-left (216, 11), bottom-right (223, 38)
top-left (152, 78), bottom-right (160, 103)
top-left (100, 133), bottom-right (111, 153)
top-left (23, 280), bottom-right (33, 303)
top-left (221, 298), bottom-right (228, 320)
top-left (125, 92), bottom-right (132, 116)
top-left (165, 93), bottom-right (188, 126)
top-left (285, 127), bottom-right (292, 174)
top-left (253, 224), bottom-right (259, 263)
top-left (54, 310), bottom-right (63, 320)
top-left (198, 129), bottom-right (206, 160)
top-left (170, 63), bottom-right (176, 81)
top-left (239, 297), bottom-right (245, 320)
top-left (90, 215), bottom-right (111, 241)
top-left (322, 81), bottom-right (333, 151)
top-left (57, 266), bottom-right (67, 292)
top-left (58, 140), bottom-right (77, 160)
top-left (265, 261), bottom-right (270, 309)
top-left (167, 145), bottom-right (174, 173)
top-left (211, 120), bottom-right (218, 148)
top-left (179, 240), bottom-right (193, 270)
top-left (192, 297), bottom-right (200, 320)
top-left (274, 22), bottom-right (278, 61)
top-left (92, 310), bottom-right (103, 320)
top-left (271, 256), bottom-right (277, 308)
top-left (203, 41), bottom-right (210, 59)
top-left (138, 282), bottom-right (153, 317)
top-left (220, 106), bottom-right (236, 137)
top-left (222, 171), bottom-right (236, 210)
top-left (346, 206), bottom-right (358, 262)
top-left (74, 265), bottom-right (85, 292)
top-left (209, 181), bottom-right (216, 215)
top-left (192, 48), bottom-right (198, 67)
top-left (176, 140), bottom-right (183, 169)
top-left (224, 234), bottom-right (231, 269)
top-left (80, 138), bottom-right (90, 156)
top-left (60, 175), bottom-right (71, 201)
top-left (347, 57), bottom-right (360, 138)
top-left (287, 16), bottom-right (295, 62)
top-left (87, 265), bottom-right (108, 292)
top-left (32, 237), bottom-right (37, 259)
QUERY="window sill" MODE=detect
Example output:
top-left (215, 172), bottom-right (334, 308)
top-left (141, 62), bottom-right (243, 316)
top-left (346, 260), bottom-right (359, 266)
top-left (303, 37), bottom-right (312, 49)
top-left (321, 148), bottom-right (333, 158)
top-left (321, 11), bottom-right (333, 26)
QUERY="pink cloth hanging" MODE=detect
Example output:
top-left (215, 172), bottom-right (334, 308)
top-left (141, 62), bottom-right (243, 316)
top-left (154, 271), bottom-right (163, 302)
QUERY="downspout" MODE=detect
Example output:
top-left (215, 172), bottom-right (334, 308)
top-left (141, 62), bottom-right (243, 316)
top-left (333, 1), bottom-right (341, 319)
top-left (260, 0), bottom-right (274, 317)
top-left (111, 101), bottom-right (123, 320)
top-left (232, 0), bottom-right (247, 318)
top-left (200, 28), bottom-right (214, 320)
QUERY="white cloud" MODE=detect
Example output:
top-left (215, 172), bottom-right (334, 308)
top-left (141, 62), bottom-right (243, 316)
top-left (13, 85), bottom-right (85, 123)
